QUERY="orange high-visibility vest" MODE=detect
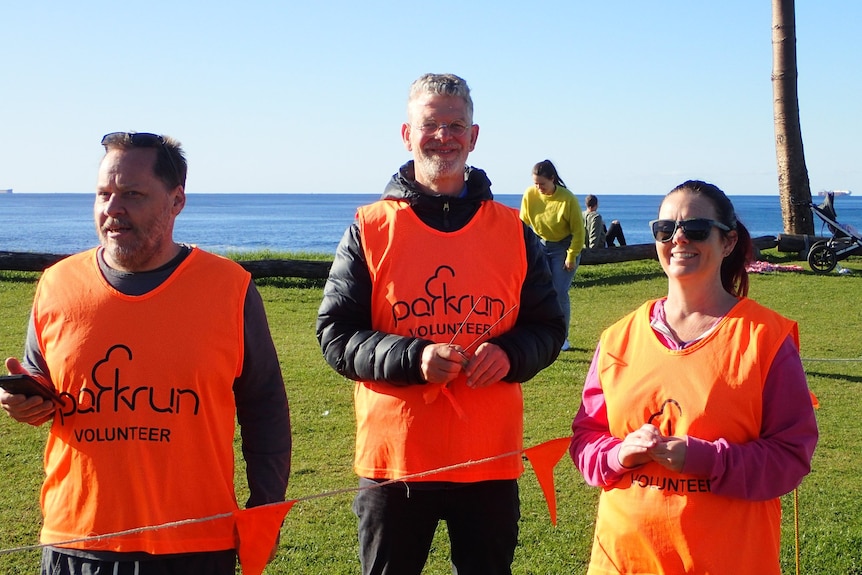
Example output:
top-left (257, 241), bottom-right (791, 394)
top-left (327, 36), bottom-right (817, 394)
top-left (34, 248), bottom-right (249, 554)
top-left (588, 298), bottom-right (797, 575)
top-left (354, 200), bottom-right (527, 482)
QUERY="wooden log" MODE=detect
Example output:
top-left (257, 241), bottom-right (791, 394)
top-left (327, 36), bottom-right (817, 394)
top-left (240, 259), bottom-right (331, 279)
top-left (0, 251), bottom-right (333, 279)
top-left (0, 236), bottom-right (781, 278)
top-left (0, 251), bottom-right (70, 271)
top-left (751, 235), bottom-right (779, 251)
top-left (776, 234), bottom-right (829, 253)
top-left (579, 244), bottom-right (657, 264)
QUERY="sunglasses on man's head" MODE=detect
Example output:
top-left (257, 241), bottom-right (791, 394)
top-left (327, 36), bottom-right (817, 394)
top-left (649, 218), bottom-right (731, 243)
top-left (100, 132), bottom-right (180, 185)
top-left (101, 131), bottom-right (166, 148)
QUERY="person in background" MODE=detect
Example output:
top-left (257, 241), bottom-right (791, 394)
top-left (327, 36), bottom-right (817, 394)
top-left (569, 180), bottom-right (818, 574)
top-left (1, 132), bottom-right (292, 575)
top-left (583, 194), bottom-right (626, 249)
top-left (582, 194), bottom-right (606, 249)
top-left (316, 73), bottom-right (565, 575)
top-left (520, 159), bottom-right (585, 351)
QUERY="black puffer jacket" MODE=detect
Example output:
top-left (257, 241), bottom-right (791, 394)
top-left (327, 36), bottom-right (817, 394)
top-left (316, 161), bottom-right (565, 386)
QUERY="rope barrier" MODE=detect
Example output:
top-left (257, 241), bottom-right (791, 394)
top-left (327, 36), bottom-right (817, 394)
top-left (0, 448), bottom-right (525, 557)
top-left (3, 350), bottom-right (839, 565)
top-left (794, 487), bottom-right (801, 575)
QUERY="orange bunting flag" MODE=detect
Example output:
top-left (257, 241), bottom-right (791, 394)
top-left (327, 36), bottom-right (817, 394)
top-left (234, 500), bottom-right (297, 575)
top-left (439, 385), bottom-right (467, 420)
top-left (422, 382), bottom-right (442, 404)
top-left (523, 436), bottom-right (572, 526)
top-left (810, 390), bottom-right (820, 410)
top-left (422, 382), bottom-right (467, 419)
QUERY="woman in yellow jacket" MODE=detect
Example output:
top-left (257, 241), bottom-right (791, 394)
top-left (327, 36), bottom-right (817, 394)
top-left (520, 159), bottom-right (585, 351)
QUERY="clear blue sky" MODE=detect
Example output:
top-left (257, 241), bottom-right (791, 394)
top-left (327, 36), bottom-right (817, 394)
top-left (1, 1), bottom-right (858, 196)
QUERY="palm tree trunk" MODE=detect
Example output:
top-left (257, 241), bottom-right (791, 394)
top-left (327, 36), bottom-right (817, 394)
top-left (772, 0), bottom-right (814, 234)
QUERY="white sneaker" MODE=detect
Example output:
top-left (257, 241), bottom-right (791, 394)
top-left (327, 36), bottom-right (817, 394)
top-left (561, 340), bottom-right (571, 352)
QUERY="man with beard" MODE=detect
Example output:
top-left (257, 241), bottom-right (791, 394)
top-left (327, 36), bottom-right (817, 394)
top-left (1, 132), bottom-right (291, 575)
top-left (316, 73), bottom-right (565, 575)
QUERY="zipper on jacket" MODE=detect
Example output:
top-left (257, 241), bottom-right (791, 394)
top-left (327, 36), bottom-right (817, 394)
top-left (443, 201), bottom-right (450, 230)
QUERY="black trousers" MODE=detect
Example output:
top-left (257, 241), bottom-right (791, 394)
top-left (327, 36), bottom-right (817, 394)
top-left (353, 478), bottom-right (520, 575)
top-left (41, 547), bottom-right (236, 575)
top-left (606, 220), bottom-right (627, 247)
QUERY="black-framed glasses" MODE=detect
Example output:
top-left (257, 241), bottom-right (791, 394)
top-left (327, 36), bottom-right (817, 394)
top-left (414, 120), bottom-right (471, 137)
top-left (649, 218), bottom-right (731, 242)
top-left (100, 132), bottom-right (180, 186)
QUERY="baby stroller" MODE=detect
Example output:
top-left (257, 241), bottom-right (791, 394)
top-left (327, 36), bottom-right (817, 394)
top-left (807, 191), bottom-right (862, 274)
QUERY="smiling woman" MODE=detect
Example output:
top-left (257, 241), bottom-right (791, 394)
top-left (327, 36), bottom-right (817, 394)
top-left (569, 179), bottom-right (818, 575)
top-left (654, 182), bottom-right (748, 302)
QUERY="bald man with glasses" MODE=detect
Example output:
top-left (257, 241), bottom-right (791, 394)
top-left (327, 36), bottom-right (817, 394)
top-left (317, 74), bottom-right (565, 575)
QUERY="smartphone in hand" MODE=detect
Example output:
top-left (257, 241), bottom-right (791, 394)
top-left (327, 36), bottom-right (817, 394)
top-left (0, 374), bottom-right (62, 404)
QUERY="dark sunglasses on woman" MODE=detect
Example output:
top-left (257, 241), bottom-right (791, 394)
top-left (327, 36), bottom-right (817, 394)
top-left (649, 218), bottom-right (731, 243)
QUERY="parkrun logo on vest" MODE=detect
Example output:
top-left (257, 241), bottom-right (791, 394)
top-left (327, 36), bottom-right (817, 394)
top-left (390, 265), bottom-right (507, 338)
top-left (57, 344), bottom-right (200, 443)
top-left (647, 398), bottom-right (682, 436)
top-left (629, 397), bottom-right (711, 493)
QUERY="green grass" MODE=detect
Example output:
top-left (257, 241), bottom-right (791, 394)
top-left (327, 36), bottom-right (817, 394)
top-left (1, 251), bottom-right (861, 574)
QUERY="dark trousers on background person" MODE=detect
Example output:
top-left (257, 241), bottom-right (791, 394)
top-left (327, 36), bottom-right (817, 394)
top-left (606, 220), bottom-right (627, 247)
top-left (353, 478), bottom-right (520, 575)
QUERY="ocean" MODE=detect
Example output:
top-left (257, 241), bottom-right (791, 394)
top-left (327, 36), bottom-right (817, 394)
top-left (2, 192), bottom-right (860, 256)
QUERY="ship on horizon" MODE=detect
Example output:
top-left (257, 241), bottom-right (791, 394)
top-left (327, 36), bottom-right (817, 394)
top-left (1, 188), bottom-right (12, 194)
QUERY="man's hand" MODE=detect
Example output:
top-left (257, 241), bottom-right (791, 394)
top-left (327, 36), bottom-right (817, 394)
top-left (2, 357), bottom-right (56, 426)
top-left (463, 342), bottom-right (509, 389)
top-left (420, 344), bottom-right (465, 385)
